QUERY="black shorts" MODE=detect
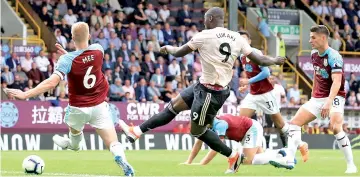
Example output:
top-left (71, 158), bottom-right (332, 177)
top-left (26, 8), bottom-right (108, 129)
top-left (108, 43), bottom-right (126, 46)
top-left (263, 114), bottom-right (274, 128)
top-left (180, 82), bottom-right (230, 127)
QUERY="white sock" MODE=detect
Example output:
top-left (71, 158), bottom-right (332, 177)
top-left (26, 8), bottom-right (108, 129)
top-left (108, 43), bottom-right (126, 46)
top-left (288, 124), bottom-right (302, 158)
top-left (334, 131), bottom-right (354, 166)
top-left (281, 123), bottom-right (290, 134)
top-left (69, 131), bottom-right (83, 149)
top-left (110, 141), bottom-right (127, 161)
top-left (133, 126), bottom-right (143, 136)
top-left (252, 150), bottom-right (279, 165)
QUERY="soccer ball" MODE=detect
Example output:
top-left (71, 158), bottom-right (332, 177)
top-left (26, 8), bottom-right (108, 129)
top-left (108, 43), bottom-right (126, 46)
top-left (22, 155), bottom-right (45, 175)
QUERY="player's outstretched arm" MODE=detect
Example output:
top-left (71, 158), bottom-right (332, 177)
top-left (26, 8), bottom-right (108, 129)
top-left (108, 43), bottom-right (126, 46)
top-left (6, 74), bottom-right (61, 100)
top-left (181, 138), bottom-right (204, 165)
top-left (199, 137), bottom-right (225, 165)
top-left (241, 66), bottom-right (271, 86)
top-left (247, 51), bottom-right (285, 66)
top-left (160, 44), bottom-right (193, 58)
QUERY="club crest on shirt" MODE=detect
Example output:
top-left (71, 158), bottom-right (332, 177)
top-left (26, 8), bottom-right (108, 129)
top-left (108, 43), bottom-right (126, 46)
top-left (323, 59), bottom-right (328, 67)
top-left (314, 66), bottom-right (329, 78)
top-left (245, 64), bottom-right (253, 72)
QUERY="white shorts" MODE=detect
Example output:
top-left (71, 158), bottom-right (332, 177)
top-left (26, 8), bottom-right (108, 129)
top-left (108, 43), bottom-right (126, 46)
top-left (302, 96), bottom-right (345, 119)
top-left (64, 102), bottom-right (114, 131)
top-left (240, 89), bottom-right (280, 115)
top-left (241, 120), bottom-right (264, 148)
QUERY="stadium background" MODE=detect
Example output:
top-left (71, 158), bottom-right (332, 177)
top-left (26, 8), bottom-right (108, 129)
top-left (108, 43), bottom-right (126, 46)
top-left (1, 0), bottom-right (360, 176)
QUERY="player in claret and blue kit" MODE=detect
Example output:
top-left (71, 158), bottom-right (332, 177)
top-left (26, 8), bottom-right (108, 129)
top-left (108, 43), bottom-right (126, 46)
top-left (5, 22), bottom-right (135, 176)
top-left (270, 25), bottom-right (357, 173)
top-left (181, 114), bottom-right (296, 173)
top-left (237, 31), bottom-right (308, 162)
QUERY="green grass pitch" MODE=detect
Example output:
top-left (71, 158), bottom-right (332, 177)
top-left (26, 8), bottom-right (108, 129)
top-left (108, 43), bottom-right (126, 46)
top-left (1, 150), bottom-right (359, 176)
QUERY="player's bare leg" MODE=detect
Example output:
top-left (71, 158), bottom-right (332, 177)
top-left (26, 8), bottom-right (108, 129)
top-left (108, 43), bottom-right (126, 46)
top-left (288, 107), bottom-right (314, 163)
top-left (329, 113), bottom-right (357, 173)
top-left (52, 127), bottom-right (83, 151)
top-left (270, 107), bottom-right (314, 169)
top-left (120, 94), bottom-right (190, 143)
top-left (96, 127), bottom-right (135, 176)
top-left (241, 147), bottom-right (294, 170)
top-left (242, 147), bottom-right (261, 165)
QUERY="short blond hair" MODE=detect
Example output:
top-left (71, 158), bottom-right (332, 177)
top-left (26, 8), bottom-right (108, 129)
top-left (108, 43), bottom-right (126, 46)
top-left (71, 22), bottom-right (90, 43)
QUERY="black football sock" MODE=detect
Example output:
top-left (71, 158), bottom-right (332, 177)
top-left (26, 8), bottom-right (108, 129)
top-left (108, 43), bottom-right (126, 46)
top-left (197, 129), bottom-right (232, 157)
top-left (280, 133), bottom-right (287, 147)
top-left (139, 105), bottom-right (177, 133)
top-left (265, 134), bottom-right (270, 149)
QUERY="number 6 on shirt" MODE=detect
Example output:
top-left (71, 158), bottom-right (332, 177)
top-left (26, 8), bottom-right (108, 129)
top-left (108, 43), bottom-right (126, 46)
top-left (83, 66), bottom-right (96, 89)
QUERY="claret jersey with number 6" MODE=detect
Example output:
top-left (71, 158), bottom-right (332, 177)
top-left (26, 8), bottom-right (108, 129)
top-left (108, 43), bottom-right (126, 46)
top-left (54, 44), bottom-right (109, 107)
top-left (187, 27), bottom-right (253, 87)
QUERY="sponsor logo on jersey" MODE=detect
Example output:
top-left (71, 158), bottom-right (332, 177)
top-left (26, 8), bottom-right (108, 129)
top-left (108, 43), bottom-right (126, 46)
top-left (320, 68), bottom-right (329, 79)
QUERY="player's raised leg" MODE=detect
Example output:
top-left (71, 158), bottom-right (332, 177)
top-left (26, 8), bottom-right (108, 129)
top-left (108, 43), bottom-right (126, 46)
top-left (53, 105), bottom-right (88, 151)
top-left (329, 97), bottom-right (357, 173)
top-left (270, 105), bottom-right (314, 168)
top-left (119, 85), bottom-right (193, 143)
top-left (52, 127), bottom-right (83, 151)
top-left (189, 84), bottom-right (242, 173)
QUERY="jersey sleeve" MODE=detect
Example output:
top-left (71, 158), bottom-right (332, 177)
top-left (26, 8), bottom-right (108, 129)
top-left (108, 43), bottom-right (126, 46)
top-left (186, 32), bottom-right (204, 50)
top-left (54, 54), bottom-right (73, 80)
top-left (328, 51), bottom-right (343, 73)
top-left (238, 36), bottom-right (253, 56)
top-left (212, 119), bottom-right (228, 136)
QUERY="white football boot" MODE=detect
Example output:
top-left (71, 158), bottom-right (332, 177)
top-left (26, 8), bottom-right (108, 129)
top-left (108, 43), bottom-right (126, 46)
top-left (345, 164), bottom-right (358, 174)
top-left (52, 135), bottom-right (79, 151)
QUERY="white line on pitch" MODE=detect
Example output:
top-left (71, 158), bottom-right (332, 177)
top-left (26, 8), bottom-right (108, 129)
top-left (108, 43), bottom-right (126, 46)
top-left (1, 171), bottom-right (119, 177)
